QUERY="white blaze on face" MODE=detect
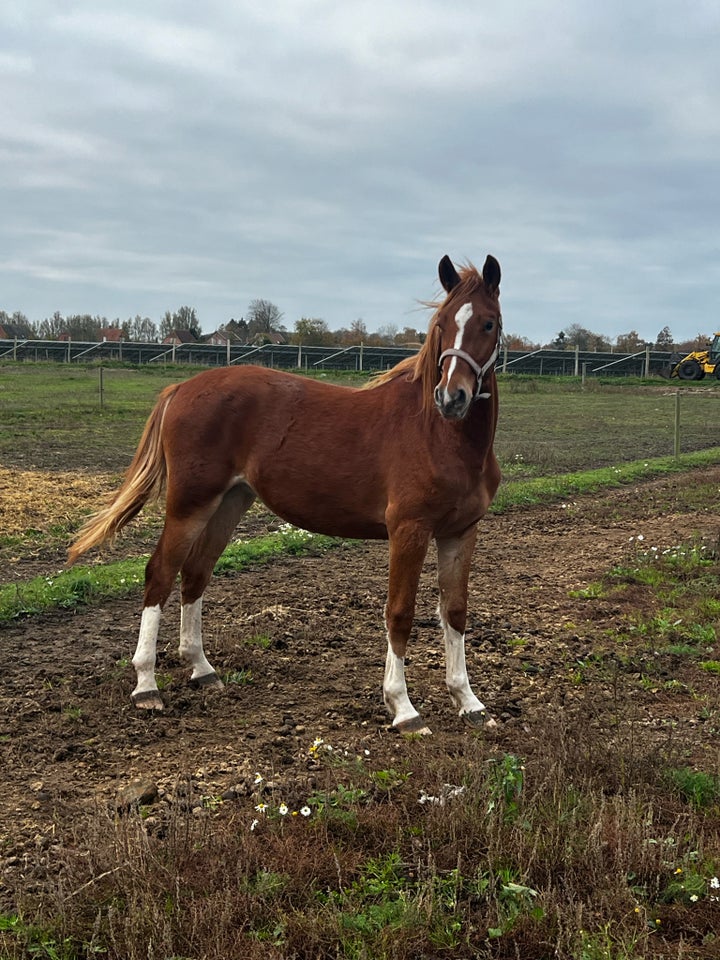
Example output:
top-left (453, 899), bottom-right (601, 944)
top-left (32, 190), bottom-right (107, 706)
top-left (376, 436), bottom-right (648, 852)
top-left (447, 302), bottom-right (474, 381)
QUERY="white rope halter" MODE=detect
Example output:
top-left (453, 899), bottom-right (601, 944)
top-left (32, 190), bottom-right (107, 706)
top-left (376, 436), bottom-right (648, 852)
top-left (438, 320), bottom-right (503, 401)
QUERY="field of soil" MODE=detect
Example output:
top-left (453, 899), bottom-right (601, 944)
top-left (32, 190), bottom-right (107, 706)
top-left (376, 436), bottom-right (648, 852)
top-left (2, 466), bottom-right (719, 913)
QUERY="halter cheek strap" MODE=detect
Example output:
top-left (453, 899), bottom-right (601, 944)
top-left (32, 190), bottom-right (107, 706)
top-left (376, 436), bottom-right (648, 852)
top-left (438, 339), bottom-right (501, 401)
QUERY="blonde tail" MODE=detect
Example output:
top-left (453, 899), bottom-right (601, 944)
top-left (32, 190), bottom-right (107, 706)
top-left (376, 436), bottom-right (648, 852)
top-left (67, 384), bottom-right (179, 566)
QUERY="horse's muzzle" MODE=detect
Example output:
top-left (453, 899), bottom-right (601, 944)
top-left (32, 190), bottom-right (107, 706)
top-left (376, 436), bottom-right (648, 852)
top-left (434, 384), bottom-right (471, 420)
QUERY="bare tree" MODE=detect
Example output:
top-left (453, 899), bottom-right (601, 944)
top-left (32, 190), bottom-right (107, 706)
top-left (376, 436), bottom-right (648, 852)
top-left (161, 306), bottom-right (201, 339)
top-left (128, 315), bottom-right (159, 342)
top-left (247, 299), bottom-right (284, 337)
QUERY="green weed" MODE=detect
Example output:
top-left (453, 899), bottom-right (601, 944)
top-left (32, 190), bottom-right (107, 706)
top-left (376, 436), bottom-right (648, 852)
top-left (223, 668), bottom-right (254, 685)
top-left (668, 767), bottom-right (720, 808)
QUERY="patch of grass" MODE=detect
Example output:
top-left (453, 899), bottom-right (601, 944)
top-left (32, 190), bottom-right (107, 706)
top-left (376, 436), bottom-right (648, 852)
top-left (213, 525), bottom-right (339, 573)
top-left (493, 448), bottom-right (720, 512)
top-left (495, 379), bottom-right (720, 476)
top-left (223, 668), bottom-right (254, 685)
top-left (0, 526), bottom-right (346, 622)
top-left (699, 660), bottom-right (720, 675)
top-left (0, 558), bottom-right (145, 621)
top-left (668, 767), bottom-right (720, 809)
top-left (0, 913), bottom-right (82, 959)
top-left (582, 534), bottom-right (720, 657)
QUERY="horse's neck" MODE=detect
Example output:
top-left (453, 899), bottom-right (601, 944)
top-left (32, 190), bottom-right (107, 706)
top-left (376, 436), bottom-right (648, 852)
top-left (462, 384), bottom-right (498, 454)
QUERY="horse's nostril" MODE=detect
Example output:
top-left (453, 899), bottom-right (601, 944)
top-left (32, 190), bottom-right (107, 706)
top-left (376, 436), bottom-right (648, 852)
top-left (455, 388), bottom-right (467, 406)
top-left (434, 385), bottom-right (443, 404)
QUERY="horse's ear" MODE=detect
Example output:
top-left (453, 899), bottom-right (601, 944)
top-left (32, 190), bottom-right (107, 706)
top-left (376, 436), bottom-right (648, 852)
top-left (482, 255), bottom-right (501, 293)
top-left (439, 255), bottom-right (461, 293)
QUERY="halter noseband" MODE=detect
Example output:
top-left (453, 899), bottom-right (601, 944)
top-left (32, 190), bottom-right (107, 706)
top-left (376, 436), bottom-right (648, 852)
top-left (437, 320), bottom-right (503, 401)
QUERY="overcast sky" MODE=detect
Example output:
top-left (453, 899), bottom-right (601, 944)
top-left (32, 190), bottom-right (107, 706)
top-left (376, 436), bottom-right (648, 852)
top-left (2, 1), bottom-right (719, 345)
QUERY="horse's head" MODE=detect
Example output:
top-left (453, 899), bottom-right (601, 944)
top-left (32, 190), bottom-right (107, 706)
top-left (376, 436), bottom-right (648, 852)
top-left (433, 254), bottom-right (502, 421)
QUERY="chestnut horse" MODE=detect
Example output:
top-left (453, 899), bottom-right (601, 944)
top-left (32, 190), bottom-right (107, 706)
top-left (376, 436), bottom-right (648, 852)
top-left (69, 254), bottom-right (502, 735)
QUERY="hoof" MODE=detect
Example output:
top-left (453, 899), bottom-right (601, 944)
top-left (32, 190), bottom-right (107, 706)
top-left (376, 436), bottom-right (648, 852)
top-left (192, 671), bottom-right (225, 691)
top-left (132, 690), bottom-right (164, 711)
top-left (462, 709), bottom-right (497, 729)
top-left (395, 714), bottom-right (433, 737)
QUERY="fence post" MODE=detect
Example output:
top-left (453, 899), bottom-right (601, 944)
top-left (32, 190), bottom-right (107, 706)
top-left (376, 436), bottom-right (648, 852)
top-left (99, 365), bottom-right (104, 409)
top-left (645, 344), bottom-right (650, 378)
top-left (502, 343), bottom-right (508, 374)
top-left (574, 344), bottom-right (579, 377)
top-left (674, 390), bottom-right (680, 458)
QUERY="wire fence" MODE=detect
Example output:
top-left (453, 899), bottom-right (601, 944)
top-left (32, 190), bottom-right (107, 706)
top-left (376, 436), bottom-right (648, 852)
top-left (0, 336), bottom-right (689, 378)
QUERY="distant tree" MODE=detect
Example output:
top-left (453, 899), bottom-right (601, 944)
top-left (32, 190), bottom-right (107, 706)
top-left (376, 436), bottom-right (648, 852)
top-left (160, 311), bottom-right (174, 340)
top-left (125, 315), bottom-right (158, 342)
top-left (615, 330), bottom-right (645, 352)
top-left (176, 306), bottom-right (201, 338)
top-left (655, 326), bottom-right (673, 350)
top-left (394, 326), bottom-right (425, 345)
top-left (37, 311), bottom-right (68, 339)
top-left (0, 309), bottom-right (33, 337)
top-left (561, 323), bottom-right (611, 351)
top-left (292, 317), bottom-right (333, 346)
top-left (2, 310), bottom-right (30, 327)
top-left (331, 326), bottom-right (351, 345)
top-left (374, 323), bottom-right (398, 345)
top-left (63, 314), bottom-right (103, 340)
top-left (247, 299), bottom-right (284, 337)
top-left (233, 318), bottom-right (249, 342)
top-left (550, 330), bottom-right (567, 349)
top-left (503, 333), bottom-right (540, 351)
top-left (675, 332), bottom-right (714, 353)
top-left (350, 318), bottom-right (368, 341)
top-left (160, 306), bottom-right (201, 340)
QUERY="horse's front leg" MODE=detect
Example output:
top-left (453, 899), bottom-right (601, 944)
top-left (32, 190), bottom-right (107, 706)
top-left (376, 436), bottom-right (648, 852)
top-left (384, 522), bottom-right (432, 735)
top-left (437, 528), bottom-right (496, 728)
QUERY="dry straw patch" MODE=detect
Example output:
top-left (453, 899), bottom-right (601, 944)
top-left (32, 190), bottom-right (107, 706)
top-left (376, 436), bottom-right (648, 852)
top-left (0, 466), bottom-right (117, 537)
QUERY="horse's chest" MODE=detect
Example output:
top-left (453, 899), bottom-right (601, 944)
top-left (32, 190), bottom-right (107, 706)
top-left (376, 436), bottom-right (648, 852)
top-left (430, 462), bottom-right (497, 532)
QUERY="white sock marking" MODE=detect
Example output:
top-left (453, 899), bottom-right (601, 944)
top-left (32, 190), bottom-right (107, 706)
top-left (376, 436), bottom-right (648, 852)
top-left (383, 639), bottom-right (421, 727)
top-left (132, 604), bottom-right (162, 697)
top-left (179, 597), bottom-right (216, 680)
top-left (441, 614), bottom-right (486, 716)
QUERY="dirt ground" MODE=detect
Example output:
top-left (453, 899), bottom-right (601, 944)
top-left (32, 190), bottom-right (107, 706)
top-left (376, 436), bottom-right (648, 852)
top-left (1, 469), bottom-right (719, 905)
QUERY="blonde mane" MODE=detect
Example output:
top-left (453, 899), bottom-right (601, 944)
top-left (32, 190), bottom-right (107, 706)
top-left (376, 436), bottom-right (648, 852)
top-left (364, 263), bottom-right (485, 413)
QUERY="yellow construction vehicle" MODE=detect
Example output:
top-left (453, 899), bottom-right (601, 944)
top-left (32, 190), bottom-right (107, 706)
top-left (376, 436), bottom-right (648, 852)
top-left (671, 332), bottom-right (720, 380)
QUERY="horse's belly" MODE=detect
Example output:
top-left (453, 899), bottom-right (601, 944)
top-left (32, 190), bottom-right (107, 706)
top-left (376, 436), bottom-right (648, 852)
top-left (252, 480), bottom-right (389, 541)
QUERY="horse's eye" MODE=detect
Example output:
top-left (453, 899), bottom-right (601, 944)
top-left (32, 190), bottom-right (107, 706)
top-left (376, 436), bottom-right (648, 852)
top-left (484, 320), bottom-right (494, 332)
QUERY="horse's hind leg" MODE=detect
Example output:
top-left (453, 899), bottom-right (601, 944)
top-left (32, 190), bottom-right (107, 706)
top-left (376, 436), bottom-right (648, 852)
top-left (178, 483), bottom-right (256, 689)
top-left (436, 528), bottom-right (496, 728)
top-left (132, 518), bottom-right (209, 710)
